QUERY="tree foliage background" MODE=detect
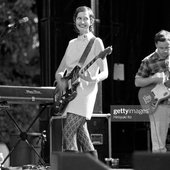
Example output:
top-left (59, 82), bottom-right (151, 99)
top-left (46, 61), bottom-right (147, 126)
top-left (0, 0), bottom-right (40, 85)
top-left (0, 0), bottom-right (40, 144)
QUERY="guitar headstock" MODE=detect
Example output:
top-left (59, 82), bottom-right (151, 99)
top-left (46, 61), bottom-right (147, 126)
top-left (105, 46), bottom-right (113, 55)
top-left (98, 46), bottom-right (113, 59)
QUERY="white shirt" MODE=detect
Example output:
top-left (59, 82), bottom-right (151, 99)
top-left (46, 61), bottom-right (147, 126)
top-left (56, 32), bottom-right (108, 120)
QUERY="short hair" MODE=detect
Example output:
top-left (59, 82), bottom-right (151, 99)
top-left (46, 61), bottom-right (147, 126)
top-left (73, 6), bottom-right (95, 34)
top-left (154, 30), bottom-right (170, 44)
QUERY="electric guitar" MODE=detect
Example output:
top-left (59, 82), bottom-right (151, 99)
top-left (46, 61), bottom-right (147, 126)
top-left (52, 46), bottom-right (112, 115)
top-left (138, 83), bottom-right (170, 114)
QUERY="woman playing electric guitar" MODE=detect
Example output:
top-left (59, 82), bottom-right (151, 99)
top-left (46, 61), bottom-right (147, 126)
top-left (54, 6), bottom-right (109, 158)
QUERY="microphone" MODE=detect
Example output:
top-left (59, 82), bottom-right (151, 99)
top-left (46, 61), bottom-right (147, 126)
top-left (8, 17), bottom-right (29, 28)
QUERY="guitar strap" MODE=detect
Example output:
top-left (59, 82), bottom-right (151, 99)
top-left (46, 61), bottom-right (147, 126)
top-left (78, 37), bottom-right (96, 66)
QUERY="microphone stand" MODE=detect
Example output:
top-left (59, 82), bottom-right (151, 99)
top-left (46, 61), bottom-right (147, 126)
top-left (36, 130), bottom-right (47, 162)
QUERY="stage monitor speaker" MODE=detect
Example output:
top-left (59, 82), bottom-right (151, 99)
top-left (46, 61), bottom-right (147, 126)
top-left (51, 151), bottom-right (109, 170)
top-left (133, 151), bottom-right (170, 170)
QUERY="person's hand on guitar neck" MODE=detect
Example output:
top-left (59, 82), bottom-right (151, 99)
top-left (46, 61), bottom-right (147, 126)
top-left (79, 71), bottom-right (99, 83)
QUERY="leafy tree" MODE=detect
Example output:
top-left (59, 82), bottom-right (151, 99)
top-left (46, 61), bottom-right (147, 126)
top-left (0, 0), bottom-right (40, 144)
top-left (0, 0), bottom-right (40, 86)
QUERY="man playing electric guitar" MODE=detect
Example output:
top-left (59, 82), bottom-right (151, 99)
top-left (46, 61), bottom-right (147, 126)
top-left (135, 30), bottom-right (170, 153)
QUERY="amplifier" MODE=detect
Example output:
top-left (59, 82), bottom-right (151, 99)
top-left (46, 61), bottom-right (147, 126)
top-left (87, 114), bottom-right (112, 162)
top-left (49, 115), bottom-right (65, 154)
top-left (49, 113), bottom-right (111, 164)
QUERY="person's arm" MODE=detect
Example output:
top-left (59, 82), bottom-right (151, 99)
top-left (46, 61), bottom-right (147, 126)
top-left (135, 57), bottom-right (166, 87)
top-left (95, 57), bottom-right (108, 82)
top-left (135, 72), bottom-right (166, 87)
top-left (55, 53), bottom-right (67, 80)
top-left (54, 45), bottom-right (69, 91)
top-left (95, 38), bottom-right (109, 82)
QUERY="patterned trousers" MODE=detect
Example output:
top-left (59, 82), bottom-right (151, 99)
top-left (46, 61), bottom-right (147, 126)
top-left (63, 112), bottom-right (94, 151)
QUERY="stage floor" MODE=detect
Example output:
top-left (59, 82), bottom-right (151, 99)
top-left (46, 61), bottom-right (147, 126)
top-left (3, 168), bottom-right (133, 170)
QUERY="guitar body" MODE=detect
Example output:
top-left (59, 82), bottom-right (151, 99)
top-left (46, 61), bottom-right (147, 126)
top-left (53, 66), bottom-right (80, 114)
top-left (138, 83), bottom-right (170, 114)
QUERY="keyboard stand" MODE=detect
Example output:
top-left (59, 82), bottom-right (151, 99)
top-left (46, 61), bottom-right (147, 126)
top-left (0, 102), bottom-right (52, 167)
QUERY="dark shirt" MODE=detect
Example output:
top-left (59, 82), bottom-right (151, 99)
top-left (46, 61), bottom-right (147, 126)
top-left (136, 51), bottom-right (169, 78)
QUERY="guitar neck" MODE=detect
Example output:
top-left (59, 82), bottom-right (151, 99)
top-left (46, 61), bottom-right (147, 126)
top-left (70, 57), bottom-right (98, 85)
top-left (80, 47), bottom-right (111, 74)
top-left (81, 57), bottom-right (98, 74)
top-left (72, 46), bottom-right (111, 82)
